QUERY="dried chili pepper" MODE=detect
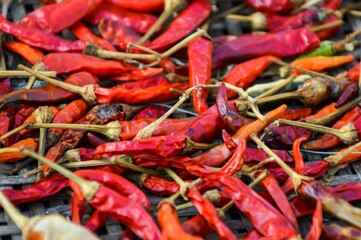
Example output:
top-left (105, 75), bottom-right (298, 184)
top-left (322, 224), bottom-right (361, 240)
top-left (245, 147), bottom-right (293, 168)
top-left (19, 0), bottom-right (102, 33)
top-left (3, 41), bottom-right (43, 65)
top-left (303, 106), bottom-right (361, 150)
top-left (305, 198), bottom-right (322, 240)
top-left (304, 102), bottom-right (336, 123)
top-left (212, 27), bottom-right (320, 69)
top-left (146, 0), bottom-right (212, 52)
top-left (244, 0), bottom-right (295, 14)
top-left (71, 193), bottom-right (87, 224)
top-left (0, 138), bottom-right (38, 163)
top-left (69, 22), bottom-right (116, 51)
top-left (132, 104), bottom-right (167, 119)
top-left (264, 125), bottom-right (312, 149)
top-left (83, 210), bottom-right (108, 232)
top-left (0, 78), bottom-right (11, 96)
top-left (314, 15), bottom-right (341, 40)
top-left (347, 62), bottom-right (360, 82)
top-left (280, 108), bottom-right (313, 120)
top-left (141, 175), bottom-right (183, 196)
top-left (188, 37), bottom-right (213, 114)
top-left (85, 2), bottom-right (157, 34)
top-left (182, 214), bottom-right (214, 238)
top-left (0, 105), bottom-right (17, 139)
top-left (104, 0), bottom-right (164, 13)
top-left (43, 104), bottom-right (124, 175)
top-left (0, 71), bottom-right (99, 109)
top-left (0, 15), bottom-right (86, 52)
top-left (41, 53), bottom-right (163, 81)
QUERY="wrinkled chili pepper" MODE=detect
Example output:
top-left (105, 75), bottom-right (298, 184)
top-left (289, 55), bottom-right (355, 75)
top-left (69, 22), bottom-right (116, 51)
top-left (245, 147), bottom-right (293, 168)
top-left (41, 53), bottom-right (163, 81)
top-left (244, 0), bottom-right (295, 14)
top-left (3, 41), bottom-right (44, 65)
top-left (1, 174), bottom-right (68, 206)
top-left (104, 0), bottom-right (164, 13)
top-left (187, 165), bottom-right (299, 238)
top-left (132, 104), bottom-right (167, 120)
top-left (223, 55), bottom-right (278, 98)
top-left (264, 125), bottom-right (312, 149)
top-left (43, 104), bottom-right (124, 175)
top-left (347, 63), bottom-right (360, 82)
top-left (0, 138), bottom-right (38, 163)
top-left (0, 15), bottom-right (86, 52)
top-left (0, 71), bottom-right (99, 109)
top-left (182, 214), bottom-right (214, 237)
top-left (85, 2), bottom-right (157, 34)
top-left (19, 0), bottom-right (102, 33)
top-left (305, 198), bottom-right (322, 240)
top-left (322, 224), bottom-right (361, 240)
top-left (303, 106), bottom-right (361, 150)
top-left (121, 76), bottom-right (170, 90)
top-left (142, 176), bottom-right (183, 196)
top-left (280, 108), bottom-right (313, 121)
top-left (0, 105), bottom-right (18, 139)
top-left (46, 99), bottom-right (91, 148)
top-left (212, 27), bottom-right (320, 69)
top-left (188, 37), bottom-right (213, 114)
top-left (146, 0), bottom-right (212, 52)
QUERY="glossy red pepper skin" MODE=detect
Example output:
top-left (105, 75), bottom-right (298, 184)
top-left (266, 10), bottom-right (319, 32)
top-left (0, 105), bottom-right (17, 138)
top-left (120, 76), bottom-right (170, 90)
top-left (85, 3), bottom-right (157, 34)
top-left (19, 0), bottom-right (102, 33)
top-left (104, 0), bottom-right (164, 13)
top-left (1, 174), bottom-right (68, 205)
top-left (182, 214), bottom-right (215, 237)
top-left (41, 53), bottom-right (163, 81)
top-left (244, 0), bottom-right (294, 14)
top-left (219, 139), bottom-right (246, 175)
top-left (188, 37), bottom-right (213, 114)
top-left (212, 27), bottom-right (320, 69)
top-left (141, 176), bottom-right (189, 196)
top-left (0, 72), bottom-right (99, 109)
top-left (147, 0), bottom-right (212, 52)
top-left (348, 63), bottom-right (360, 82)
top-left (0, 15), bottom-right (86, 52)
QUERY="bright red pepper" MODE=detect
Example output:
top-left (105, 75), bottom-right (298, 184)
top-left (0, 78), bottom-right (12, 96)
top-left (104, 0), bottom-right (164, 13)
top-left (347, 63), bottom-right (360, 82)
top-left (244, 0), bottom-right (294, 14)
top-left (305, 198), bottom-right (322, 240)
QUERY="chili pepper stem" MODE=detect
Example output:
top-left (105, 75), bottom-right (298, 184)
top-left (26, 62), bottom-right (48, 89)
top-left (227, 13), bottom-right (266, 30)
top-left (278, 119), bottom-right (358, 145)
top-left (109, 155), bottom-right (163, 176)
top-left (250, 134), bottom-right (313, 192)
top-left (212, 3), bottom-right (244, 21)
top-left (175, 189), bottom-right (221, 211)
top-left (269, 58), bottom-right (337, 81)
top-left (137, 0), bottom-right (187, 45)
top-left (256, 91), bottom-right (303, 105)
top-left (255, 74), bottom-right (297, 100)
top-left (242, 157), bottom-right (274, 173)
top-left (185, 138), bottom-right (217, 151)
top-left (62, 160), bottom-right (112, 168)
top-left (310, 20), bottom-right (343, 33)
top-left (306, 96), bottom-right (361, 125)
top-left (324, 140), bottom-right (361, 167)
top-left (292, 0), bottom-right (321, 14)
top-left (339, 3), bottom-right (361, 15)
top-left (165, 168), bottom-right (194, 200)
top-left (0, 191), bottom-right (29, 229)
top-left (20, 148), bottom-right (100, 201)
top-left (333, 28), bottom-right (361, 53)
top-left (0, 70), bottom-right (56, 78)
top-left (0, 123), bottom-right (28, 142)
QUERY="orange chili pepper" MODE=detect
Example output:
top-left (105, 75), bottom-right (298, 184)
top-left (303, 102), bottom-right (336, 124)
top-left (3, 41), bottom-right (44, 65)
top-left (0, 138), bottom-right (38, 163)
top-left (290, 55), bottom-right (355, 75)
top-left (280, 108), bottom-right (312, 120)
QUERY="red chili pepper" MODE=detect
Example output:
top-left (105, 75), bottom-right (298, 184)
top-left (221, 129), bottom-right (237, 153)
top-left (0, 138), bottom-right (38, 163)
top-left (264, 125), bottom-right (312, 149)
top-left (0, 105), bottom-right (17, 138)
top-left (0, 72), bottom-right (99, 109)
top-left (212, 27), bottom-right (320, 69)
top-left (244, 0), bottom-right (294, 14)
top-left (223, 55), bottom-right (278, 98)
top-left (3, 41), bottom-right (44, 65)
top-left (245, 147), bottom-right (294, 168)
top-left (69, 22), bottom-right (116, 51)
top-left (43, 104), bottom-right (124, 175)
top-left (305, 198), bottom-right (322, 240)
top-left (182, 214), bottom-right (214, 237)
top-left (324, 0), bottom-right (342, 10)
top-left (304, 102), bottom-right (337, 123)
top-left (132, 105), bottom-right (168, 120)
top-left (41, 53), bottom-right (163, 81)
top-left (147, 0), bottom-right (212, 52)
top-left (71, 193), bottom-right (87, 224)
top-left (219, 139), bottom-right (246, 176)
top-left (104, 0), bottom-right (164, 13)
top-left (141, 176), bottom-right (183, 196)
top-left (0, 15), bottom-right (86, 52)
top-left (280, 108), bottom-right (312, 120)
top-left (347, 63), bottom-right (360, 82)
top-left (303, 106), bottom-right (361, 150)
top-left (0, 78), bottom-right (12, 96)
top-left (188, 37), bottom-right (213, 114)
top-left (293, 137), bottom-right (307, 175)
top-left (85, 2), bottom-right (157, 34)
top-left (98, 18), bottom-right (143, 51)
top-left (313, 15), bottom-right (341, 40)
top-left (1, 174), bottom-right (68, 206)
top-left (84, 210), bottom-right (108, 232)
top-left (120, 76), bottom-right (170, 90)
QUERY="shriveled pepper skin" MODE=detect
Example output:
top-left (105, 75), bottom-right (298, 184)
top-left (244, 0), bottom-right (294, 14)
top-left (213, 27), bottom-right (320, 69)
top-left (0, 78), bottom-right (12, 96)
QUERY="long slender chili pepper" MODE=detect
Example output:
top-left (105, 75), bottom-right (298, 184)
top-left (41, 53), bottom-right (163, 81)
top-left (188, 36), bottom-right (213, 114)
top-left (0, 138), bottom-right (38, 163)
top-left (146, 0), bottom-right (212, 52)
top-left (43, 104), bottom-right (124, 175)
top-left (0, 15), bottom-right (86, 52)
top-left (322, 224), bottom-right (361, 240)
top-left (305, 198), bottom-right (322, 240)
top-left (19, 0), bottom-right (101, 33)
top-left (212, 27), bottom-right (320, 69)
top-left (0, 71), bottom-right (99, 109)
top-left (85, 2), bottom-right (157, 34)
top-left (244, 0), bottom-right (296, 14)
top-left (104, 0), bottom-right (164, 13)
top-left (141, 175), bottom-right (185, 196)
top-left (347, 62), bottom-right (360, 82)
top-left (3, 41), bottom-right (43, 65)
top-left (280, 108), bottom-right (312, 120)
top-left (69, 22), bottom-right (116, 51)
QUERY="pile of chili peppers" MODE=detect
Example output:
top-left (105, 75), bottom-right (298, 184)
top-left (0, 0), bottom-right (361, 239)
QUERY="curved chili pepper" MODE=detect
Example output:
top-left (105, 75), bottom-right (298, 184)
top-left (223, 55), bottom-right (278, 98)
top-left (280, 108), bottom-right (312, 120)
top-left (1, 174), bottom-right (68, 206)
top-left (142, 176), bottom-right (182, 196)
top-left (187, 165), bottom-right (299, 238)
top-left (186, 188), bottom-right (236, 240)
top-left (43, 104), bottom-right (124, 175)
top-left (347, 63), bottom-right (360, 82)
top-left (0, 138), bottom-right (38, 163)
top-left (158, 201), bottom-right (203, 240)
top-left (0, 71), bottom-right (99, 109)
top-left (322, 224), bottom-right (361, 240)
top-left (221, 129), bottom-right (237, 153)
top-left (188, 37), bottom-right (213, 114)
top-left (305, 198), bottom-right (322, 240)
top-left (213, 27), bottom-right (320, 69)
top-left (147, 0), bottom-right (212, 52)
top-left (304, 102), bottom-right (336, 123)
top-left (303, 106), bottom-right (361, 150)
top-left (293, 137), bottom-right (307, 175)
top-left (0, 15), bottom-right (86, 52)
top-left (71, 193), bottom-right (87, 224)
top-left (182, 214), bottom-right (214, 237)
top-left (3, 41), bottom-right (44, 65)
top-left (290, 55), bottom-right (355, 75)
top-left (244, 0), bottom-right (294, 14)
top-left (219, 139), bottom-right (246, 175)
top-left (41, 53), bottom-right (163, 81)
top-left (104, 0), bottom-right (164, 13)
top-left (69, 22), bottom-right (116, 51)
top-left (85, 2), bottom-right (157, 34)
